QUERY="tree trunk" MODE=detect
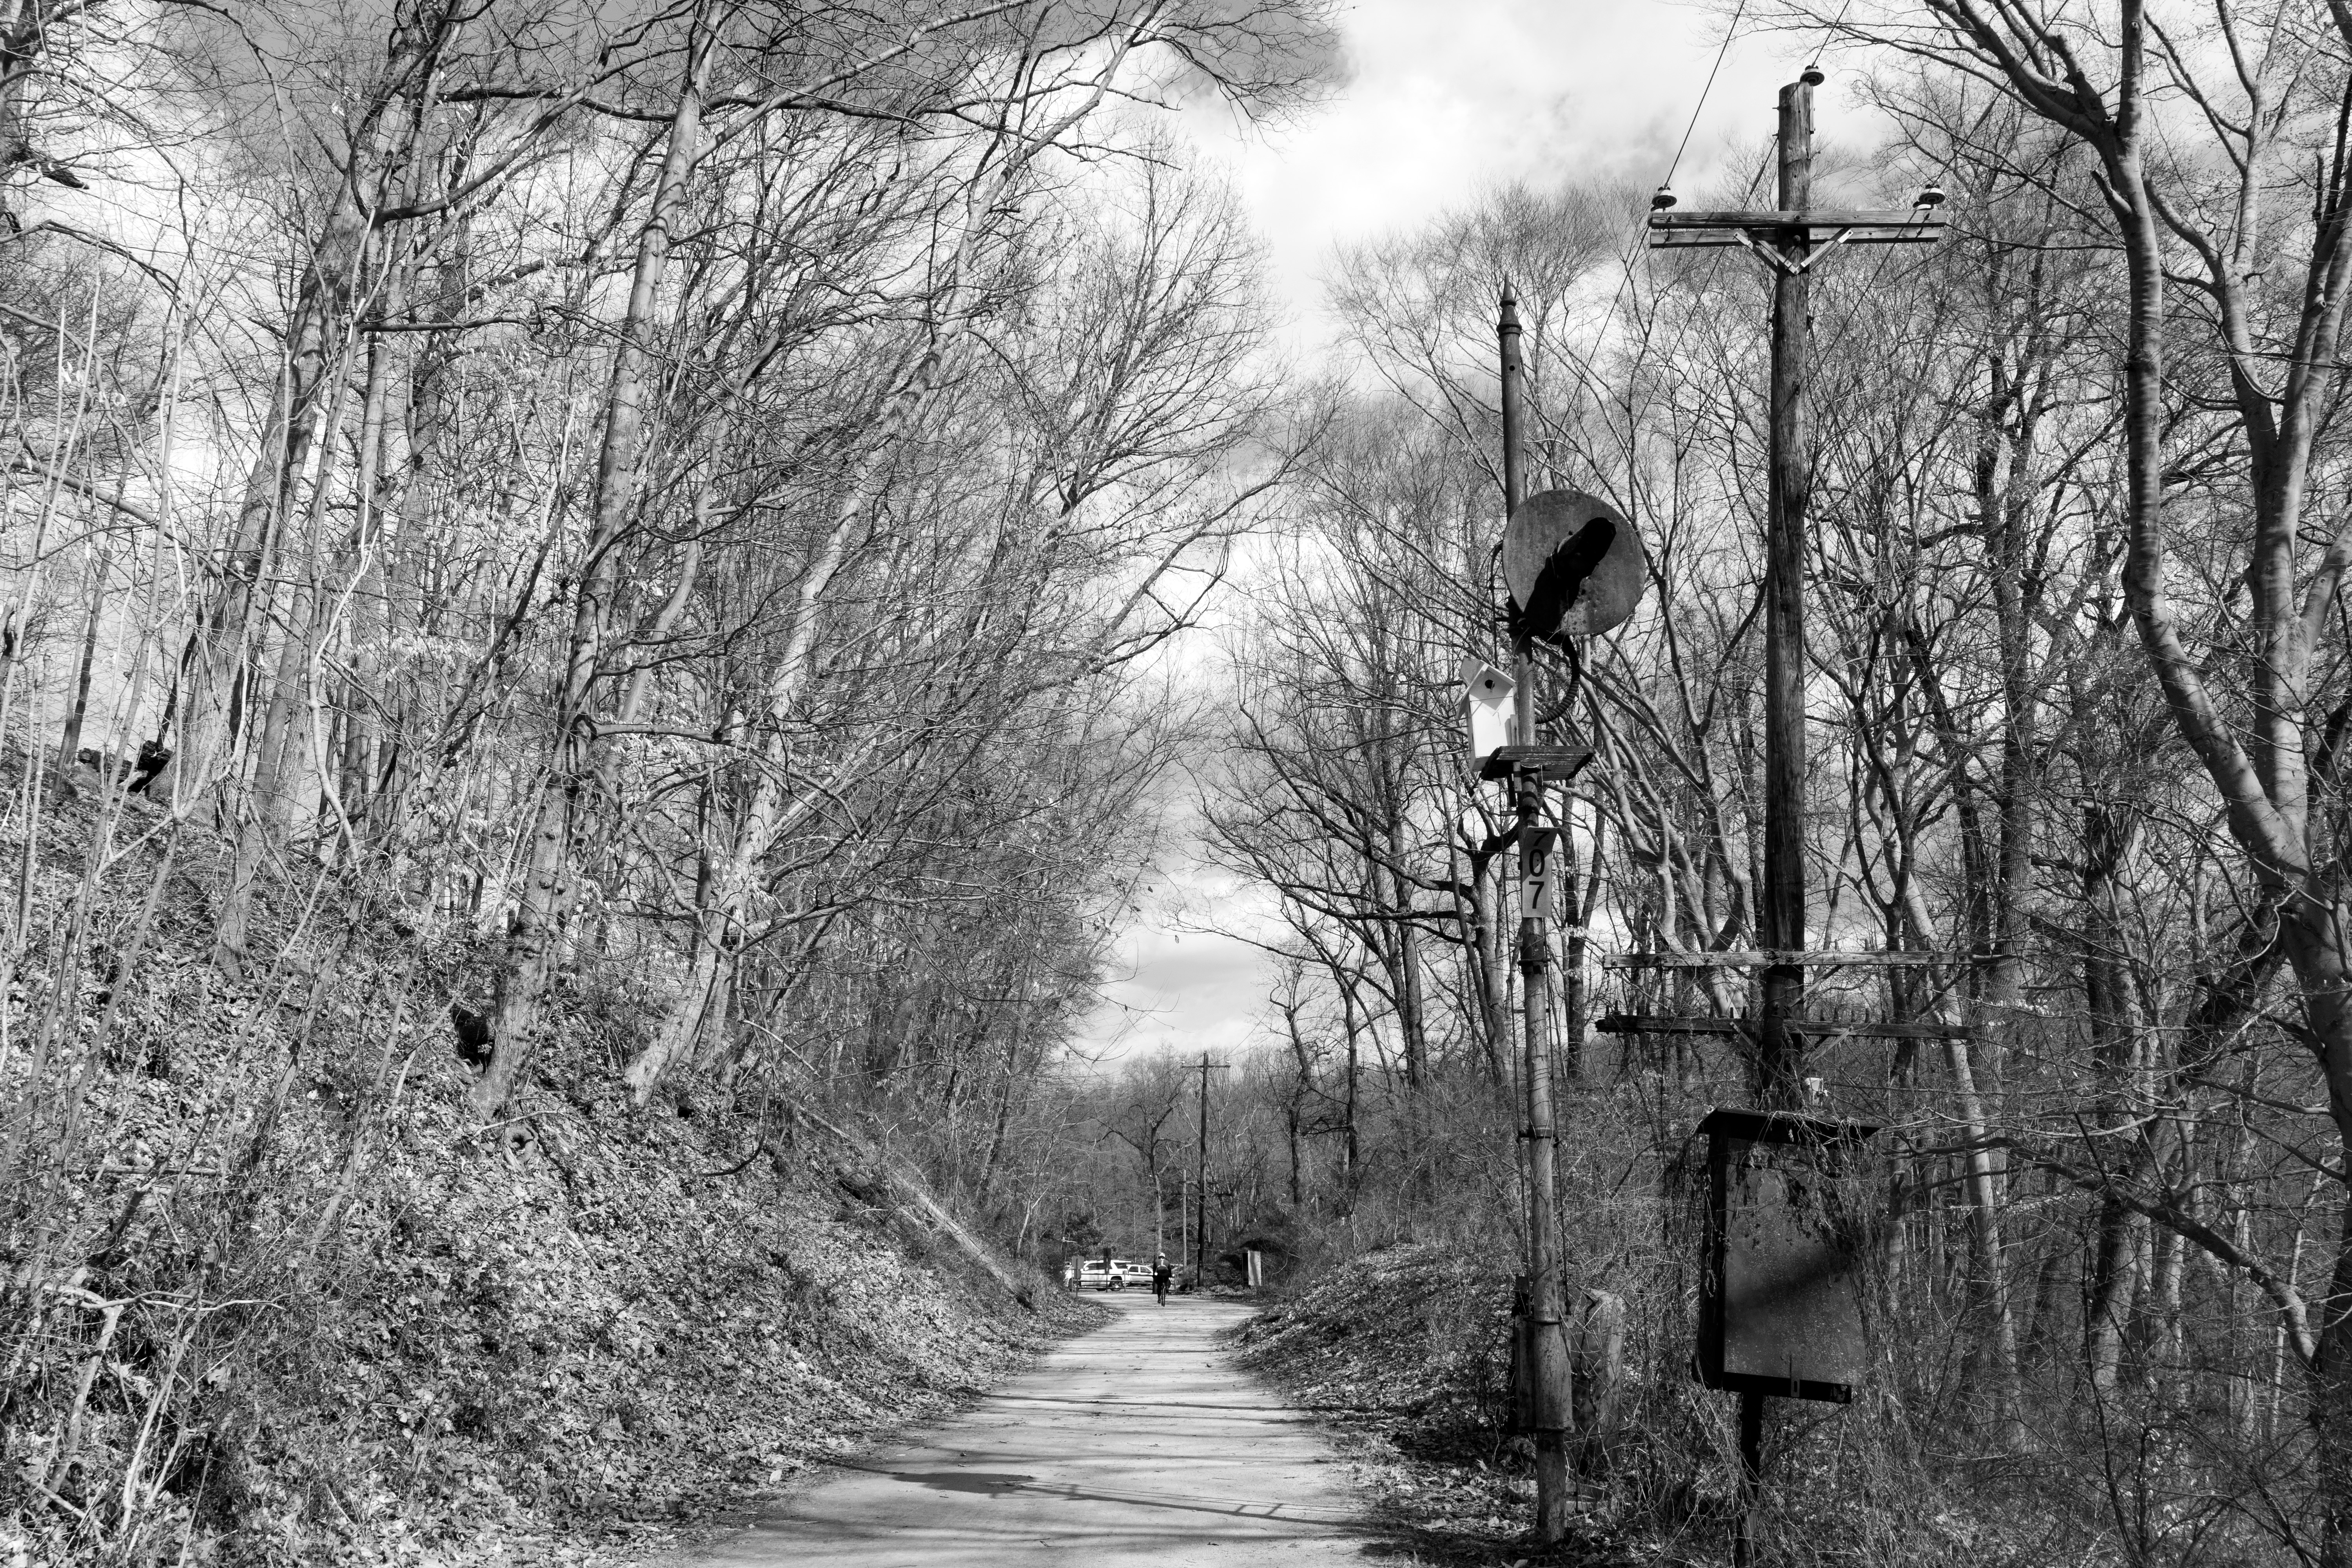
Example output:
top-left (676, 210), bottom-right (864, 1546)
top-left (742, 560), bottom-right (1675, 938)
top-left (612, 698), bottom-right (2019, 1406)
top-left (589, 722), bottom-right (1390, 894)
top-left (471, 32), bottom-right (713, 1122)
top-left (56, 541), bottom-right (104, 777)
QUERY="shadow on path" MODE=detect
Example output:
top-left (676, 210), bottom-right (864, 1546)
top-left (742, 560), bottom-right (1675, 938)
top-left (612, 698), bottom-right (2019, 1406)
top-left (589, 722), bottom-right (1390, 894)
top-left (658, 1294), bottom-right (1372, 1567)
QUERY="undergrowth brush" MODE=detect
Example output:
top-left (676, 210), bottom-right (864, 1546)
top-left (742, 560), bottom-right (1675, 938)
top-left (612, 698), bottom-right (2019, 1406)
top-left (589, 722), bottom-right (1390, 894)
top-left (1235, 1241), bottom-right (2135, 1568)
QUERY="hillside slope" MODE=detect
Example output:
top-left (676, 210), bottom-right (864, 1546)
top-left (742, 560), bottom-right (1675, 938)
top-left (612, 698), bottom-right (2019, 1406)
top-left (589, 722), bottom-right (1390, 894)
top-left (1, 781), bottom-right (1100, 1567)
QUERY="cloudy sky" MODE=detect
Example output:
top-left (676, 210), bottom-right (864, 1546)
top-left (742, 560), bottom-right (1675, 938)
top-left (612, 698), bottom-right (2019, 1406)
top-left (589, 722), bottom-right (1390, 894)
top-left (1067, 0), bottom-right (1840, 1068)
top-left (1192, 0), bottom-right (1837, 345)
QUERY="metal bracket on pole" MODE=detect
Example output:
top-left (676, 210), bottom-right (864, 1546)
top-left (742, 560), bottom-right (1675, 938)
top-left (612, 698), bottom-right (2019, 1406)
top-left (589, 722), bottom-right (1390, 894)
top-left (1478, 743), bottom-right (1593, 782)
top-left (1730, 230), bottom-right (1799, 276)
top-left (1793, 227), bottom-right (1855, 272)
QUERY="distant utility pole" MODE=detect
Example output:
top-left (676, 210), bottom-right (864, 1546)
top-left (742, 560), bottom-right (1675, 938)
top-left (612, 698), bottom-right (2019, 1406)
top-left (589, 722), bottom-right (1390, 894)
top-left (1645, 68), bottom-right (1944, 1568)
top-left (1192, 1056), bottom-right (1228, 1285)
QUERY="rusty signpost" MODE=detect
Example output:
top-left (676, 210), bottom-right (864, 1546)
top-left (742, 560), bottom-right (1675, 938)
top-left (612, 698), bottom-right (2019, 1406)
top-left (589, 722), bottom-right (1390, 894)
top-left (1495, 285), bottom-right (1577, 1539)
top-left (1693, 1110), bottom-right (1878, 1405)
top-left (1489, 287), bottom-right (1648, 1538)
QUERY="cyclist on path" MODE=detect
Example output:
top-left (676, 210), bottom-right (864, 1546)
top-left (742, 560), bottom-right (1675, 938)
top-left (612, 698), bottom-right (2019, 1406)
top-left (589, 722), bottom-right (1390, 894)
top-left (1151, 1254), bottom-right (1174, 1305)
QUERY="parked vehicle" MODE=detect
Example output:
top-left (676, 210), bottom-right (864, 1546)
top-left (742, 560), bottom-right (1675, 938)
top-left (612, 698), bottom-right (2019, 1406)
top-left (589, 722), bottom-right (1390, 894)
top-left (1078, 1259), bottom-right (1122, 1290)
top-left (1120, 1260), bottom-right (1154, 1288)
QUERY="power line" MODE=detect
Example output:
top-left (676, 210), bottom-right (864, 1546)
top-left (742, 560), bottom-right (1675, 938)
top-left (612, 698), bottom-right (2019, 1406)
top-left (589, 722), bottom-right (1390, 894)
top-left (1668, 0), bottom-right (1753, 190)
top-left (1534, 0), bottom-right (1749, 498)
top-left (1590, 0), bottom-right (1750, 359)
top-left (1805, 0), bottom-right (1864, 81)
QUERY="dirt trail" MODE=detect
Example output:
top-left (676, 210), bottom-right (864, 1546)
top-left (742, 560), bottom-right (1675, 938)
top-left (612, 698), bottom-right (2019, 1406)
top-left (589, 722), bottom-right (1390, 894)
top-left (660, 1292), bottom-right (1370, 1567)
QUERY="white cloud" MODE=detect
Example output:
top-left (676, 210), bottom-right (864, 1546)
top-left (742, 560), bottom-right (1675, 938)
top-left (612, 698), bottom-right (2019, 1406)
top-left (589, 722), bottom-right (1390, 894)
top-left (1071, 866), bottom-right (1278, 1065)
top-left (1179, 0), bottom-right (1871, 351)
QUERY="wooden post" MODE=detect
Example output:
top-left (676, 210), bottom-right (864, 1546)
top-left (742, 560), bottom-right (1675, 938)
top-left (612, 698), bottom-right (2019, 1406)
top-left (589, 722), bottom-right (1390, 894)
top-left (1745, 76), bottom-right (1813, 1568)
top-left (1736, 1388), bottom-right (1766, 1568)
top-left (1194, 1054), bottom-right (1211, 1286)
top-left (1759, 78), bottom-right (1814, 1115)
top-left (1499, 282), bottom-right (1575, 1539)
top-left (1191, 1056), bottom-right (1227, 1285)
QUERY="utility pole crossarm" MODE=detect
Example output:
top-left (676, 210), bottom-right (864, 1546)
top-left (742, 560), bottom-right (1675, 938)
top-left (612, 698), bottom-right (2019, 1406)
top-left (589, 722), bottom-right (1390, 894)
top-left (1648, 209), bottom-right (1945, 245)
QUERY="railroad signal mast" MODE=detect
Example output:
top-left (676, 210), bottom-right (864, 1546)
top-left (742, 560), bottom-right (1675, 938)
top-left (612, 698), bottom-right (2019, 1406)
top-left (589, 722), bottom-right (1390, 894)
top-left (1496, 289), bottom-right (1574, 1543)
top-left (1488, 299), bottom-right (1641, 1540)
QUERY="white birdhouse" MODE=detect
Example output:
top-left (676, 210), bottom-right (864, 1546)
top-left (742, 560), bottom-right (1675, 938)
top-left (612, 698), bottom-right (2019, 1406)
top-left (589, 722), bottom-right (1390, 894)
top-left (1457, 657), bottom-right (1517, 770)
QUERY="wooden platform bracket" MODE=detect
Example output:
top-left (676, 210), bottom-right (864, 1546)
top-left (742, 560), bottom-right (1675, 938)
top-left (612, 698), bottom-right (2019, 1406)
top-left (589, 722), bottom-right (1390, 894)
top-left (1478, 743), bottom-right (1594, 783)
top-left (1601, 949), bottom-right (1966, 970)
top-left (1595, 1013), bottom-right (1973, 1042)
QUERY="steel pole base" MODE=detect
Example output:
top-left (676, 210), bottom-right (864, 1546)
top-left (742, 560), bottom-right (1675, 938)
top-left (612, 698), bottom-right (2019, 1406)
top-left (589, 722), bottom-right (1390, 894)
top-left (1534, 1429), bottom-right (1574, 1541)
top-left (1735, 1390), bottom-right (1765, 1566)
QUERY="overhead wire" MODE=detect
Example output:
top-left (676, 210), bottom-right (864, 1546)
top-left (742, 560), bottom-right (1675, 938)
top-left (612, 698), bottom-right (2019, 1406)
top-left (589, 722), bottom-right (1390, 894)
top-left (1588, 0), bottom-right (1751, 362)
top-left (1612, 0), bottom-right (1872, 387)
top-left (1807, 0), bottom-right (1863, 79)
top-left (1595, 0), bottom-right (1928, 519)
top-left (1638, 0), bottom-right (1871, 390)
top-left (1516, 0), bottom-right (1761, 800)
top-left (1532, 0), bottom-right (1752, 498)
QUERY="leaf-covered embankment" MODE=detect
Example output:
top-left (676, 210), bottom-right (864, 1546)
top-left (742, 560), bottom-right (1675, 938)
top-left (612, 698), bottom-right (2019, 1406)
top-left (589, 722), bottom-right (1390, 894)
top-left (3, 780), bottom-right (1104, 1568)
top-left (1230, 1244), bottom-right (1566, 1563)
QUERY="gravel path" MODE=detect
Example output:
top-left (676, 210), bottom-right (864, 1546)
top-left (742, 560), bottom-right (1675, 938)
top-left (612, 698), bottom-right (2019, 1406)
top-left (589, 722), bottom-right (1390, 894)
top-left (659, 1292), bottom-right (1371, 1566)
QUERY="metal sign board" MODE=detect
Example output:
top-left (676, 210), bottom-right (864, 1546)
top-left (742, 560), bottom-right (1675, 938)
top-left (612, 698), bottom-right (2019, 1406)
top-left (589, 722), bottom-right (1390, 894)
top-left (1502, 489), bottom-right (1645, 641)
top-left (1520, 828), bottom-right (1559, 918)
top-left (1695, 1109), bottom-right (1877, 1403)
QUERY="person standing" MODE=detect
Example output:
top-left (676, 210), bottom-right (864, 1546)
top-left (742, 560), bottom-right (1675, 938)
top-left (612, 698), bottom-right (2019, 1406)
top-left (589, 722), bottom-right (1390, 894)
top-left (1151, 1253), bottom-right (1173, 1306)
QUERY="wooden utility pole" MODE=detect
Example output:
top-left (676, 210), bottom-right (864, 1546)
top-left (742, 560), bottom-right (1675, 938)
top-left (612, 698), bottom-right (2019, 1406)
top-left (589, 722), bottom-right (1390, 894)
top-left (1499, 283), bottom-right (1575, 1540)
top-left (1640, 71), bottom-right (1945, 1568)
top-left (1192, 1056), bottom-right (1227, 1287)
top-left (1759, 78), bottom-right (1814, 1119)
